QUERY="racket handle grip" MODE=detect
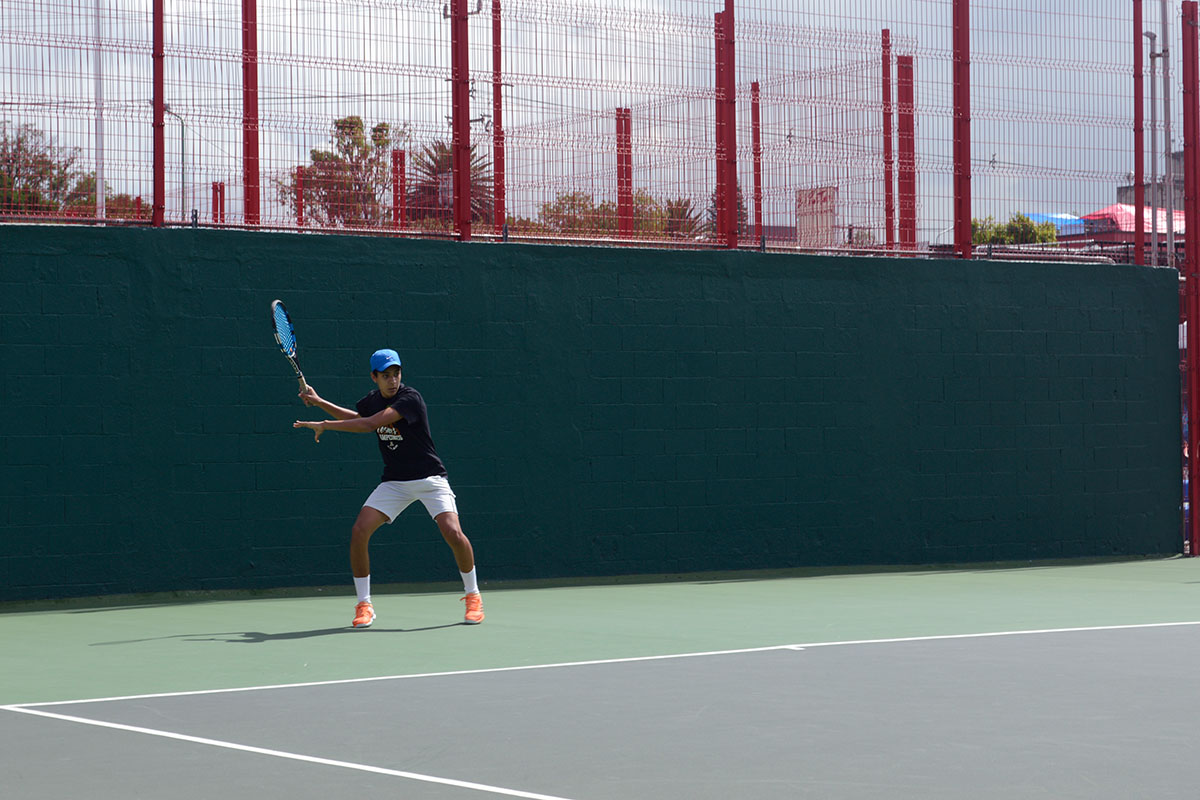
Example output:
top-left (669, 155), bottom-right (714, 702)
top-left (298, 374), bottom-right (310, 395)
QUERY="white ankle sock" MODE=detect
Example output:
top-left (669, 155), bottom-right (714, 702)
top-left (354, 575), bottom-right (371, 604)
top-left (460, 568), bottom-right (479, 595)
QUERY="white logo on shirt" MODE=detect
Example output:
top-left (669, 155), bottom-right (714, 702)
top-left (377, 426), bottom-right (404, 450)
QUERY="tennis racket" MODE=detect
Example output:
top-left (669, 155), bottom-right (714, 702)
top-left (270, 299), bottom-right (309, 396)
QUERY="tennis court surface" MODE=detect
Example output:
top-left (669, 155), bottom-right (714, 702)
top-left (3, 558), bottom-right (1198, 799)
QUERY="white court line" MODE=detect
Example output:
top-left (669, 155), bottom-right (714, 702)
top-left (0, 705), bottom-right (578, 800)
top-left (7, 619), bottom-right (1200, 710)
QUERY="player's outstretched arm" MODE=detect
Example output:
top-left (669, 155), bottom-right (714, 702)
top-left (293, 406), bottom-right (402, 443)
top-left (299, 385), bottom-right (359, 420)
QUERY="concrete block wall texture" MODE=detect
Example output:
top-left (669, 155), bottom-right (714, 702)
top-left (0, 225), bottom-right (1183, 601)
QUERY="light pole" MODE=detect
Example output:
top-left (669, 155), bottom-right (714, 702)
top-left (1162, 0), bottom-right (1176, 268)
top-left (94, 0), bottom-right (105, 222)
top-left (164, 104), bottom-right (185, 222)
top-left (1146, 30), bottom-right (1159, 267)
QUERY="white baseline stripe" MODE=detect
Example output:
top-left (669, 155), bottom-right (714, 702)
top-left (0, 706), bottom-right (578, 800)
top-left (9, 620), bottom-right (1200, 710)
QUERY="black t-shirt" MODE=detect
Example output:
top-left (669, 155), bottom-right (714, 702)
top-left (355, 385), bottom-right (448, 482)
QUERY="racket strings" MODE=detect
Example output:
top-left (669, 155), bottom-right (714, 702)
top-left (273, 304), bottom-right (297, 357)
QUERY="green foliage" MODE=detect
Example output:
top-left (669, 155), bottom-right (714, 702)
top-left (407, 139), bottom-right (494, 229)
top-left (0, 122), bottom-right (146, 219)
top-left (706, 183), bottom-right (750, 237)
top-left (664, 197), bottom-right (702, 239)
top-left (537, 189), bottom-right (695, 237)
top-left (1, 122), bottom-right (90, 216)
top-left (276, 116), bottom-right (402, 227)
top-left (972, 213), bottom-right (1057, 245)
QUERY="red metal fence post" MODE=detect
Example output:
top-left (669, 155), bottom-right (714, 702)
top-left (295, 167), bottom-right (304, 227)
top-left (714, 12), bottom-right (726, 245)
top-left (493, 0), bottom-right (505, 235)
top-left (722, 0), bottom-right (737, 249)
top-left (1135, 0), bottom-right (1146, 265)
top-left (882, 29), bottom-right (895, 251)
top-left (393, 149), bottom-right (407, 229)
top-left (751, 81), bottom-right (762, 244)
top-left (219, 182), bottom-right (226, 223)
top-left (1184, 1), bottom-right (1199, 555)
top-left (241, 0), bottom-right (260, 226)
top-left (211, 182), bottom-right (219, 223)
top-left (897, 55), bottom-right (917, 250)
top-left (952, 0), bottom-right (971, 258)
top-left (617, 108), bottom-right (633, 238)
top-left (152, 0), bottom-right (164, 227)
top-left (451, 0), bottom-right (471, 241)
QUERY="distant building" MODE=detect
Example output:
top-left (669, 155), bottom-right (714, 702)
top-left (1117, 150), bottom-right (1185, 210)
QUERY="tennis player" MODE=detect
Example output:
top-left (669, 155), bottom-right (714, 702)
top-left (293, 348), bottom-right (483, 628)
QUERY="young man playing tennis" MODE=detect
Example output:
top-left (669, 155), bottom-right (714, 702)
top-left (293, 348), bottom-right (483, 628)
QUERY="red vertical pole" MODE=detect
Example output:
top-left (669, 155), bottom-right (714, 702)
top-left (616, 109), bottom-right (633, 238)
top-left (295, 167), bottom-right (304, 227)
top-left (241, 0), bottom-right (260, 226)
top-left (492, 0), bottom-right (505, 235)
top-left (451, 0), bottom-right (471, 241)
top-left (151, 0), bottom-right (165, 227)
top-left (722, 0), bottom-right (738, 249)
top-left (751, 81), bottom-right (762, 244)
top-left (392, 149), bottom-right (406, 229)
top-left (714, 12), bottom-right (726, 244)
top-left (882, 29), bottom-right (895, 251)
top-left (897, 55), bottom-right (917, 250)
top-left (1184, 1), bottom-right (1200, 555)
top-left (1134, 0), bottom-right (1146, 265)
top-left (211, 182), bottom-right (219, 223)
top-left (219, 182), bottom-right (226, 223)
top-left (952, 0), bottom-right (971, 258)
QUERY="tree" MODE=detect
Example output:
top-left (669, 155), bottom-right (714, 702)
top-left (276, 116), bottom-right (403, 228)
top-left (705, 182), bottom-right (749, 237)
top-left (0, 123), bottom-right (145, 220)
top-left (972, 213), bottom-right (1057, 245)
top-left (407, 140), bottom-right (494, 229)
top-left (665, 197), bottom-right (702, 239)
top-left (537, 189), bottom-right (667, 236)
top-left (60, 175), bottom-right (147, 220)
top-left (539, 191), bottom-right (614, 234)
top-left (0, 122), bottom-right (91, 216)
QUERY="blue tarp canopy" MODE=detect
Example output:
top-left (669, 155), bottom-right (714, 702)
top-left (1020, 213), bottom-right (1086, 236)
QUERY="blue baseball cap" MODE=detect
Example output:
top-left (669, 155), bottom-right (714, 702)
top-left (370, 348), bottom-right (402, 372)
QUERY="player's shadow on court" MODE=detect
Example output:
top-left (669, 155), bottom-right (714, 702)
top-left (190, 624), bottom-right (465, 643)
top-left (90, 623), bottom-right (465, 646)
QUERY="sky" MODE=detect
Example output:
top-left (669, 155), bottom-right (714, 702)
top-left (0, 0), bottom-right (1177, 242)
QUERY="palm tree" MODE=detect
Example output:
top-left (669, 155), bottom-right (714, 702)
top-left (275, 116), bottom-right (397, 228)
top-left (407, 140), bottom-right (493, 228)
top-left (665, 198), bottom-right (702, 239)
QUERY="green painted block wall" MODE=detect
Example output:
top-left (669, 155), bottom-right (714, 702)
top-left (0, 225), bottom-right (1183, 601)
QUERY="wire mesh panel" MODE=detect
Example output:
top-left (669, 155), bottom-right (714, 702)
top-left (0, 0), bottom-right (1171, 258)
top-left (2, 0), bottom-right (154, 222)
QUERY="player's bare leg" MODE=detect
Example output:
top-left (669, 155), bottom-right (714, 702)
top-left (434, 511), bottom-right (474, 572)
top-left (351, 505), bottom-right (390, 577)
top-left (436, 511), bottom-right (483, 623)
top-left (349, 505), bottom-right (389, 628)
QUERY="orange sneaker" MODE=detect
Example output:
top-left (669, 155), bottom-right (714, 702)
top-left (461, 593), bottom-right (484, 624)
top-left (352, 601), bottom-right (375, 628)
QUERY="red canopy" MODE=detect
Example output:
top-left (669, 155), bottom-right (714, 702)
top-left (1082, 203), bottom-right (1187, 234)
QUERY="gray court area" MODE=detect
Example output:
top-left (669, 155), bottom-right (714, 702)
top-left (3, 560), bottom-right (1199, 799)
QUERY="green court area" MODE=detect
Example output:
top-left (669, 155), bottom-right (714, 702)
top-left (3, 557), bottom-right (1197, 707)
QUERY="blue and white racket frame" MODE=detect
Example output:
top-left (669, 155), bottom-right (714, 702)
top-left (270, 299), bottom-right (309, 396)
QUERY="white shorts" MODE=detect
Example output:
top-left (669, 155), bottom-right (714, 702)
top-left (363, 476), bottom-right (458, 522)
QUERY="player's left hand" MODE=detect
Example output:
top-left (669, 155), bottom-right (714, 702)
top-left (293, 420), bottom-right (325, 442)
